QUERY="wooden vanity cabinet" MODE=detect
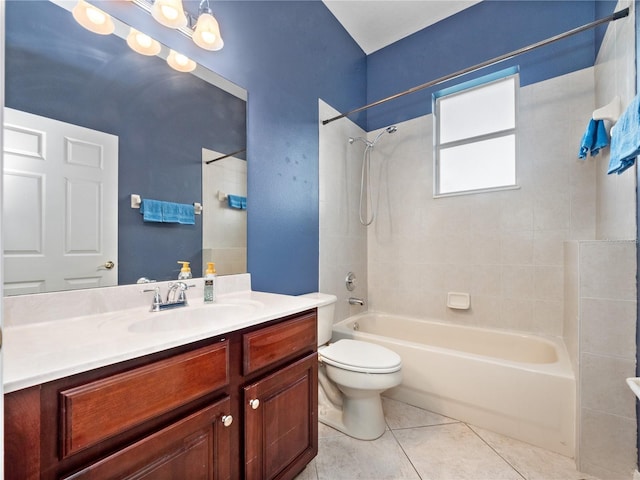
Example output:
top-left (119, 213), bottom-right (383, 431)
top-left (4, 308), bottom-right (318, 480)
top-left (244, 354), bottom-right (318, 480)
top-left (242, 312), bottom-right (318, 480)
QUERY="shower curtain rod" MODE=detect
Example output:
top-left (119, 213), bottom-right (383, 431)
top-left (204, 148), bottom-right (247, 164)
top-left (322, 7), bottom-right (630, 126)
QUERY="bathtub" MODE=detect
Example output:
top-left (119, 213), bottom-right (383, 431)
top-left (332, 312), bottom-right (575, 457)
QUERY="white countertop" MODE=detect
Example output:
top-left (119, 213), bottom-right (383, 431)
top-left (3, 276), bottom-right (320, 393)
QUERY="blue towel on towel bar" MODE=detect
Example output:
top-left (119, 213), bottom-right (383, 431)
top-left (162, 202), bottom-right (195, 224)
top-left (578, 119), bottom-right (609, 159)
top-left (228, 194), bottom-right (247, 210)
top-left (608, 94), bottom-right (640, 175)
top-left (139, 199), bottom-right (163, 222)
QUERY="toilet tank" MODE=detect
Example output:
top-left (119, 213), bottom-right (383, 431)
top-left (299, 292), bottom-right (337, 346)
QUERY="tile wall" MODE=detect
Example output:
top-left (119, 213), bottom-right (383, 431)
top-left (365, 67), bottom-right (596, 337)
top-left (565, 240), bottom-right (637, 479)
top-left (318, 101), bottom-right (369, 322)
top-left (595, 0), bottom-right (637, 240)
top-left (571, 2), bottom-right (638, 477)
top-left (202, 151), bottom-right (247, 275)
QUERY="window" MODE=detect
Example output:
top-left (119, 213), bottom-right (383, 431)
top-left (434, 68), bottom-right (519, 197)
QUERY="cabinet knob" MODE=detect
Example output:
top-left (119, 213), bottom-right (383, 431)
top-left (249, 398), bottom-right (260, 410)
top-left (221, 415), bottom-right (233, 427)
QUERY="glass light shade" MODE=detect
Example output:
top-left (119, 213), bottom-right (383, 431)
top-left (193, 12), bottom-right (224, 51)
top-left (167, 50), bottom-right (196, 72)
top-left (151, 0), bottom-right (188, 29)
top-left (126, 28), bottom-right (161, 56)
top-left (72, 0), bottom-right (115, 35)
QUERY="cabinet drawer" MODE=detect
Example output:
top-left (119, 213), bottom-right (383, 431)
top-left (60, 340), bottom-right (229, 458)
top-left (243, 311), bottom-right (316, 376)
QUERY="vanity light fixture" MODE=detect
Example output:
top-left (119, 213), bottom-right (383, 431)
top-left (167, 49), bottom-right (196, 72)
top-left (126, 28), bottom-right (162, 56)
top-left (133, 0), bottom-right (225, 52)
top-left (72, 0), bottom-right (115, 35)
top-left (193, 0), bottom-right (224, 51)
top-left (151, 0), bottom-right (188, 29)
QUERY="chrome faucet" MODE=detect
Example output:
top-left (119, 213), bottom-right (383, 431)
top-left (348, 297), bottom-right (365, 306)
top-left (166, 281), bottom-right (189, 304)
top-left (144, 281), bottom-right (194, 312)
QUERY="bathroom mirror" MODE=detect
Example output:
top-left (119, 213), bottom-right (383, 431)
top-left (3, 0), bottom-right (247, 295)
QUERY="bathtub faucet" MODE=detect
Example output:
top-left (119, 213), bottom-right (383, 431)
top-left (348, 297), bottom-right (365, 306)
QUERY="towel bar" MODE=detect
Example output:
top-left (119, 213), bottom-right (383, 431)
top-left (130, 194), bottom-right (202, 214)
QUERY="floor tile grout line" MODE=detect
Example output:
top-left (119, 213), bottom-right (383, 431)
top-left (386, 420), bottom-right (424, 480)
top-left (466, 423), bottom-right (527, 480)
top-left (387, 419), bottom-right (462, 432)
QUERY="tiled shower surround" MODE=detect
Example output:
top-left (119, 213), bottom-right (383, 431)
top-left (319, 2), bottom-right (637, 475)
top-left (322, 65), bottom-right (598, 337)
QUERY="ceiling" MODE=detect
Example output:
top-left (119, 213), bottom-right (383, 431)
top-left (322, 0), bottom-right (481, 55)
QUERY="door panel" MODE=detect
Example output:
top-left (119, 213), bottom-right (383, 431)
top-left (3, 108), bottom-right (118, 295)
top-left (61, 397), bottom-right (233, 480)
top-left (244, 354), bottom-right (318, 480)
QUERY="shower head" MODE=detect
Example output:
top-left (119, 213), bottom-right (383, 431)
top-left (371, 125), bottom-right (398, 146)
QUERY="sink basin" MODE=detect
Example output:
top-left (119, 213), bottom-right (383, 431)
top-left (626, 377), bottom-right (640, 400)
top-left (128, 303), bottom-right (259, 333)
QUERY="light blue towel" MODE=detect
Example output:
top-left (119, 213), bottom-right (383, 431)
top-left (608, 94), bottom-right (640, 175)
top-left (228, 194), bottom-right (247, 210)
top-left (162, 201), bottom-right (195, 225)
top-left (176, 203), bottom-right (195, 225)
top-left (139, 199), bottom-right (163, 223)
top-left (578, 119), bottom-right (609, 159)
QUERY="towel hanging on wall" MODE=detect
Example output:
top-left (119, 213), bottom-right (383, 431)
top-left (578, 119), bottom-right (609, 159)
top-left (162, 202), bottom-right (195, 225)
top-left (140, 199), bottom-right (163, 222)
top-left (608, 94), bottom-right (640, 175)
top-left (138, 198), bottom-right (196, 224)
top-left (227, 194), bottom-right (247, 210)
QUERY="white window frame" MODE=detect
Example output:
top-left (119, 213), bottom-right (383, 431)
top-left (433, 67), bottom-right (520, 198)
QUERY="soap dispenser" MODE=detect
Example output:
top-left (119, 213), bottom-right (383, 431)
top-left (204, 262), bottom-right (216, 303)
top-left (177, 261), bottom-right (192, 280)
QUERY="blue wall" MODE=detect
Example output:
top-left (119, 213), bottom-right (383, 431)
top-left (365, 1), bottom-right (614, 131)
top-left (8, 1), bottom-right (618, 295)
top-left (98, 0), bottom-right (368, 294)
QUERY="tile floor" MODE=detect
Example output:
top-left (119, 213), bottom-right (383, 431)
top-left (295, 397), bottom-right (600, 480)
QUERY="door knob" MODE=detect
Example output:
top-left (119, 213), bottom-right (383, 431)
top-left (249, 398), bottom-right (260, 410)
top-left (221, 415), bottom-right (233, 427)
top-left (101, 261), bottom-right (115, 270)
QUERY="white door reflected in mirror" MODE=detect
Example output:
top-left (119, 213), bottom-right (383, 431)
top-left (3, 108), bottom-right (118, 295)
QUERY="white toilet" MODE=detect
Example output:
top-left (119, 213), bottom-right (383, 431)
top-left (301, 293), bottom-right (402, 440)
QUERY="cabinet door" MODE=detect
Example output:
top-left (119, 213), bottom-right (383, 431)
top-left (62, 397), bottom-right (233, 480)
top-left (244, 353), bottom-right (318, 480)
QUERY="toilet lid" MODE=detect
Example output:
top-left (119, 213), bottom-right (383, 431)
top-left (319, 339), bottom-right (402, 373)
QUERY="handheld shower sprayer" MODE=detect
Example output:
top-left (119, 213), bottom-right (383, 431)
top-left (347, 125), bottom-right (398, 226)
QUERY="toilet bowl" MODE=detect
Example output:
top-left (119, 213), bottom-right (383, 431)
top-left (300, 293), bottom-right (402, 440)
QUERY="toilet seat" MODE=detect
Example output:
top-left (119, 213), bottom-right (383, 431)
top-left (319, 339), bottom-right (402, 374)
